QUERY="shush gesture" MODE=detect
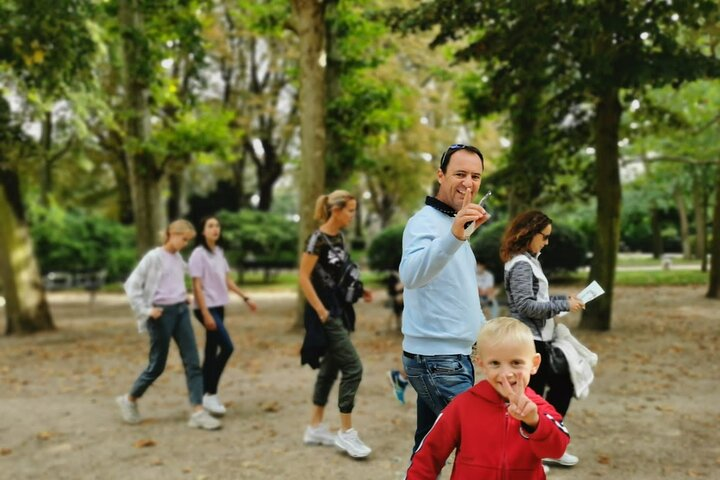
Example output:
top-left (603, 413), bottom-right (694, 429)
top-left (500, 374), bottom-right (539, 428)
top-left (451, 188), bottom-right (491, 240)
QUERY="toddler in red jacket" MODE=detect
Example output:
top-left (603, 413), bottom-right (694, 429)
top-left (405, 317), bottom-right (570, 479)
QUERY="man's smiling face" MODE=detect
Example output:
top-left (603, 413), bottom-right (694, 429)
top-left (435, 149), bottom-right (484, 211)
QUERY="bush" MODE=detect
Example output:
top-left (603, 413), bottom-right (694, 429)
top-left (471, 220), bottom-right (588, 281)
top-left (216, 209), bottom-right (298, 269)
top-left (367, 225), bottom-right (404, 271)
top-left (29, 206), bottom-right (136, 282)
top-left (540, 223), bottom-right (589, 275)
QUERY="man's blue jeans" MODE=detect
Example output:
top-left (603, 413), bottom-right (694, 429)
top-left (402, 353), bottom-right (475, 454)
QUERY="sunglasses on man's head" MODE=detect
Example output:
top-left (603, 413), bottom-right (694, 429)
top-left (439, 144), bottom-right (485, 171)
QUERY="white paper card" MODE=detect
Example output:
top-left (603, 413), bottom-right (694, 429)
top-left (576, 280), bottom-right (605, 304)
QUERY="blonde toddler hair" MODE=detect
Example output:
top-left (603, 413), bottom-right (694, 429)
top-left (163, 219), bottom-right (196, 243)
top-left (313, 190), bottom-right (355, 222)
top-left (477, 317), bottom-right (536, 356)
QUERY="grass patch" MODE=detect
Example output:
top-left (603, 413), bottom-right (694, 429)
top-left (615, 256), bottom-right (701, 267)
top-left (552, 269), bottom-right (707, 286)
top-left (614, 269), bottom-right (707, 286)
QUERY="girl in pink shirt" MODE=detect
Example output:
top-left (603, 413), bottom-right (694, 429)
top-left (189, 216), bottom-right (257, 415)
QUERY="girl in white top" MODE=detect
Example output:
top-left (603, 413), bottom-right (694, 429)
top-left (189, 216), bottom-right (257, 415)
top-left (117, 219), bottom-right (220, 430)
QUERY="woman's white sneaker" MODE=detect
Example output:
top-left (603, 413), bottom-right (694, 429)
top-left (335, 428), bottom-right (371, 458)
top-left (188, 409), bottom-right (222, 430)
top-left (202, 394), bottom-right (226, 416)
top-left (115, 395), bottom-right (141, 424)
top-left (303, 424), bottom-right (336, 446)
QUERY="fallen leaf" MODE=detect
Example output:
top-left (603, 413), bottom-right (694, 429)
top-left (260, 401), bottom-right (280, 413)
top-left (133, 439), bottom-right (156, 448)
top-left (596, 454), bottom-right (611, 465)
top-left (37, 432), bottom-right (53, 441)
top-left (687, 470), bottom-right (704, 477)
top-left (0, 448), bottom-right (11, 456)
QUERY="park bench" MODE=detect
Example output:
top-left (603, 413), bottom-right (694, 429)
top-left (42, 269), bottom-right (107, 303)
top-left (43, 271), bottom-right (75, 291)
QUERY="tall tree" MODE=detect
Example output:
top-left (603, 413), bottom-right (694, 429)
top-left (0, 100), bottom-right (53, 334)
top-left (117, 0), bottom-right (164, 253)
top-left (290, 0), bottom-right (331, 324)
top-left (290, 0), bottom-right (330, 257)
top-left (0, 0), bottom-right (96, 334)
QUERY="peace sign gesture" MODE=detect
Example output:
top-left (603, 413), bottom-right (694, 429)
top-left (499, 374), bottom-right (540, 428)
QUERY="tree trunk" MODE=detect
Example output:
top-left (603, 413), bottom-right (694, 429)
top-left (119, 0), bottom-right (164, 254)
top-left (0, 168), bottom-right (54, 334)
top-left (167, 170), bottom-right (183, 220)
top-left (506, 85), bottom-right (545, 218)
top-left (39, 111), bottom-right (53, 206)
top-left (650, 204), bottom-right (663, 259)
top-left (291, 0), bottom-right (328, 326)
top-left (674, 185), bottom-right (692, 260)
top-left (580, 90), bottom-right (622, 331)
top-left (253, 139), bottom-right (283, 212)
top-left (706, 158), bottom-right (720, 298)
top-left (692, 172), bottom-right (707, 270)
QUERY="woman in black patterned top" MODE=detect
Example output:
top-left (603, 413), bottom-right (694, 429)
top-left (299, 190), bottom-right (373, 458)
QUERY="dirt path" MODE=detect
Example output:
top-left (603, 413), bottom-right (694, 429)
top-left (1, 286), bottom-right (718, 479)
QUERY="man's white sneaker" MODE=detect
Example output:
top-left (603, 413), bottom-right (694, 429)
top-left (115, 395), bottom-right (141, 424)
top-left (543, 464), bottom-right (551, 475)
top-left (202, 394), bottom-right (226, 416)
top-left (543, 452), bottom-right (579, 467)
top-left (188, 409), bottom-right (222, 430)
top-left (303, 424), bottom-right (336, 446)
top-left (335, 428), bottom-right (371, 458)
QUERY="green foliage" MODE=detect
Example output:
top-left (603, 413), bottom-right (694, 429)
top-left (367, 224), bottom-right (404, 271)
top-left (541, 224), bottom-right (589, 275)
top-left (29, 205), bottom-right (136, 282)
top-left (216, 209), bottom-right (298, 268)
top-left (471, 220), bottom-right (588, 281)
top-left (0, 0), bottom-right (97, 95)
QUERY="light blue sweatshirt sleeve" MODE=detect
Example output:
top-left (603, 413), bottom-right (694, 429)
top-left (399, 210), bottom-right (465, 290)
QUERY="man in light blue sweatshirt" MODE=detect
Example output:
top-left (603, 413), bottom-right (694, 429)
top-left (400, 144), bottom-right (491, 454)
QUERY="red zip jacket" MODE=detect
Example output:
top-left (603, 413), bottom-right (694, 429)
top-left (406, 380), bottom-right (570, 480)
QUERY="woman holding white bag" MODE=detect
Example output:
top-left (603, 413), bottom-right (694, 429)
top-left (501, 210), bottom-right (584, 468)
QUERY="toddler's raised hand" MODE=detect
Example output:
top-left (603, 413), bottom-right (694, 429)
top-left (500, 375), bottom-right (539, 428)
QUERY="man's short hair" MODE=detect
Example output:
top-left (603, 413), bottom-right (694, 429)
top-left (439, 144), bottom-right (484, 173)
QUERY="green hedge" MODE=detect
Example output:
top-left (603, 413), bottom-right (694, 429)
top-left (472, 220), bottom-right (588, 281)
top-left (29, 206), bottom-right (136, 282)
top-left (367, 224), bottom-right (404, 271)
top-left (216, 209), bottom-right (298, 269)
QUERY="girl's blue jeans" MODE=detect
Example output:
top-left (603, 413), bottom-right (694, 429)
top-left (130, 302), bottom-right (203, 406)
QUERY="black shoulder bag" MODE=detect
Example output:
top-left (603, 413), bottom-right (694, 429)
top-left (315, 232), bottom-right (364, 304)
top-left (531, 321), bottom-right (569, 376)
